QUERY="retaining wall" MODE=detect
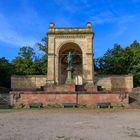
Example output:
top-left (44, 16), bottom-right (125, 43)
top-left (10, 91), bottom-right (128, 108)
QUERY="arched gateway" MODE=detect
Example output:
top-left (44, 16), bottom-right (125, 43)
top-left (47, 22), bottom-right (94, 85)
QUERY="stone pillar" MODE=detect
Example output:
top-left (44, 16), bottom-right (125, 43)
top-left (83, 26), bottom-right (94, 84)
top-left (86, 53), bottom-right (94, 83)
top-left (47, 23), bottom-right (55, 84)
top-left (47, 54), bottom-right (55, 84)
top-left (55, 54), bottom-right (59, 84)
top-left (82, 53), bottom-right (87, 82)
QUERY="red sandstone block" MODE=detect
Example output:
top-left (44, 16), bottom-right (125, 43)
top-left (44, 83), bottom-right (75, 92)
top-left (10, 92), bottom-right (128, 108)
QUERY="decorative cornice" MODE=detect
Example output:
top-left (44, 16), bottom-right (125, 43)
top-left (55, 35), bottom-right (86, 38)
top-left (47, 28), bottom-right (94, 35)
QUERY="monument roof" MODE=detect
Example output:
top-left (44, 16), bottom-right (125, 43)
top-left (47, 22), bottom-right (93, 35)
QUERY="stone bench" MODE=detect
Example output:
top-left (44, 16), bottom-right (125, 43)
top-left (62, 103), bottom-right (78, 108)
top-left (96, 102), bottom-right (111, 108)
top-left (29, 102), bottom-right (43, 108)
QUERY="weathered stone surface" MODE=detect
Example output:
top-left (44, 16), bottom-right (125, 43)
top-left (95, 75), bottom-right (133, 92)
top-left (44, 83), bottom-right (98, 92)
top-left (44, 82), bottom-right (75, 92)
top-left (10, 91), bottom-right (128, 108)
top-left (11, 75), bottom-right (47, 89)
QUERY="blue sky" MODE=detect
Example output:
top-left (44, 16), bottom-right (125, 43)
top-left (0, 0), bottom-right (140, 60)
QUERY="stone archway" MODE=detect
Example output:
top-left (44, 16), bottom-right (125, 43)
top-left (47, 22), bottom-right (94, 85)
top-left (58, 42), bottom-right (83, 85)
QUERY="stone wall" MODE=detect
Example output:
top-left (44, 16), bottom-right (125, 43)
top-left (11, 75), bottom-right (133, 92)
top-left (132, 87), bottom-right (140, 93)
top-left (95, 75), bottom-right (133, 92)
top-left (10, 91), bottom-right (128, 108)
top-left (11, 75), bottom-right (47, 90)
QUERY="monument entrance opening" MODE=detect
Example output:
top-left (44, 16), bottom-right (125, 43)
top-left (59, 42), bottom-right (82, 85)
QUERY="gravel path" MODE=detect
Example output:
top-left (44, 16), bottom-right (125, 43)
top-left (0, 109), bottom-right (140, 140)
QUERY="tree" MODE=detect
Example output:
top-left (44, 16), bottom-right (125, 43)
top-left (0, 57), bottom-right (14, 87)
top-left (12, 46), bottom-right (37, 75)
top-left (96, 44), bottom-right (126, 74)
top-left (12, 35), bottom-right (48, 76)
top-left (95, 40), bottom-right (140, 87)
top-left (128, 40), bottom-right (140, 86)
top-left (37, 36), bottom-right (48, 74)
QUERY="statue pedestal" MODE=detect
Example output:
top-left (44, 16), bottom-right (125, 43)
top-left (44, 66), bottom-right (76, 93)
top-left (44, 82), bottom-right (75, 92)
top-left (66, 66), bottom-right (74, 83)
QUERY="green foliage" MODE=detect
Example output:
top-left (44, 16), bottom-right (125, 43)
top-left (12, 35), bottom-right (48, 75)
top-left (129, 41), bottom-right (140, 87)
top-left (96, 44), bottom-right (126, 74)
top-left (95, 40), bottom-right (140, 87)
top-left (12, 46), bottom-right (37, 75)
top-left (0, 35), bottom-right (48, 87)
top-left (37, 36), bottom-right (48, 54)
top-left (18, 46), bottom-right (35, 59)
top-left (36, 36), bottom-right (48, 74)
top-left (0, 57), bottom-right (14, 87)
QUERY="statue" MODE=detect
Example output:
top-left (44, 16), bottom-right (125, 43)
top-left (67, 52), bottom-right (73, 66)
top-left (66, 51), bottom-right (74, 82)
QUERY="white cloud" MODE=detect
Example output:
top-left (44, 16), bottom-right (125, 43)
top-left (92, 11), bottom-right (115, 24)
top-left (91, 10), bottom-right (137, 25)
top-left (0, 13), bottom-right (37, 47)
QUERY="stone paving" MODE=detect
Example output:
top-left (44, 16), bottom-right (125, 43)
top-left (0, 109), bottom-right (140, 140)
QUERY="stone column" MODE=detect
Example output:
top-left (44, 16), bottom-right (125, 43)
top-left (55, 54), bottom-right (59, 84)
top-left (82, 53), bottom-right (87, 82)
top-left (82, 34), bottom-right (94, 84)
top-left (47, 27), bottom-right (55, 84)
top-left (47, 54), bottom-right (55, 84)
top-left (86, 53), bottom-right (94, 83)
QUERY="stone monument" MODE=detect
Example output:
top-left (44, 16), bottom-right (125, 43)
top-left (10, 22), bottom-right (133, 108)
top-left (47, 22), bottom-right (94, 85)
